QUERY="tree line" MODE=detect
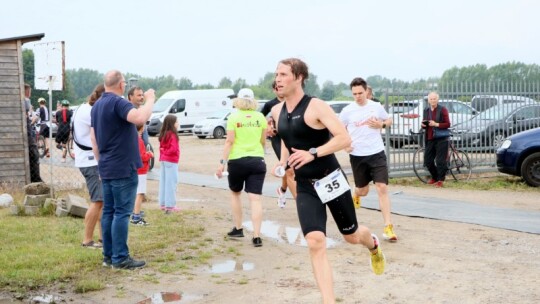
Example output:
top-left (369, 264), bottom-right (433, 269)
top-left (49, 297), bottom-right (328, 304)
top-left (22, 49), bottom-right (540, 109)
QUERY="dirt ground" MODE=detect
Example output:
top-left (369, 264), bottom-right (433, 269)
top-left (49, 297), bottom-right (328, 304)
top-left (59, 135), bottom-right (540, 303)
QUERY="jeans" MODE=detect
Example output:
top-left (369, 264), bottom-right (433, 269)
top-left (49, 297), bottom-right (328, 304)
top-left (159, 161), bottom-right (178, 208)
top-left (101, 170), bottom-right (138, 264)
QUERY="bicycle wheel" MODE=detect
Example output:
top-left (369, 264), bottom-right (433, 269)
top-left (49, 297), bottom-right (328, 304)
top-left (412, 147), bottom-right (430, 183)
top-left (67, 136), bottom-right (75, 159)
top-left (449, 149), bottom-right (472, 181)
top-left (37, 135), bottom-right (46, 158)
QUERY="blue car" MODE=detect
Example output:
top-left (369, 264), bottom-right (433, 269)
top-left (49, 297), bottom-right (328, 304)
top-left (496, 127), bottom-right (540, 187)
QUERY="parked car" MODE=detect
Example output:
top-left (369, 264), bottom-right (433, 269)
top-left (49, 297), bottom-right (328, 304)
top-left (384, 98), bottom-right (478, 148)
top-left (471, 94), bottom-right (536, 112)
top-left (452, 103), bottom-right (540, 150)
top-left (192, 109), bottom-right (235, 139)
top-left (326, 101), bottom-right (354, 114)
top-left (496, 127), bottom-right (540, 187)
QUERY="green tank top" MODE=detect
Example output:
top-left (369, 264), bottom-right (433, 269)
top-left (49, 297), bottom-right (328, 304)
top-left (226, 110), bottom-right (267, 160)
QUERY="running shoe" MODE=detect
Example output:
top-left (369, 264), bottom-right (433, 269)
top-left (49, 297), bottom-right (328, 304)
top-left (252, 237), bottom-right (263, 247)
top-left (227, 227), bottom-right (244, 238)
top-left (383, 224), bottom-right (398, 242)
top-left (434, 181), bottom-right (444, 188)
top-left (352, 195), bottom-right (361, 209)
top-left (427, 179), bottom-right (437, 185)
top-left (276, 186), bottom-right (287, 208)
top-left (369, 234), bottom-right (386, 275)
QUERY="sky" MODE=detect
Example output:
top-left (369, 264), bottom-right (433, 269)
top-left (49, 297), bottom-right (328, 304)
top-left (2, 0), bottom-right (539, 87)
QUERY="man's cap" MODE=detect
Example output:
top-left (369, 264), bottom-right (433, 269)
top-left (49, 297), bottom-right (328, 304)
top-left (38, 97), bottom-right (46, 103)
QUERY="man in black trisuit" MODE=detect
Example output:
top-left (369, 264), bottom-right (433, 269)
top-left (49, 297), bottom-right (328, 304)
top-left (270, 58), bottom-right (386, 303)
top-left (260, 81), bottom-right (296, 207)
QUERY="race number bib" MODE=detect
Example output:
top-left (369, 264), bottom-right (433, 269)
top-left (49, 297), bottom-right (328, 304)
top-left (313, 168), bottom-right (350, 204)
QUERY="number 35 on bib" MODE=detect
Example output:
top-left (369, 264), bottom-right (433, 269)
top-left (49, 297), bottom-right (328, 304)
top-left (313, 168), bottom-right (351, 204)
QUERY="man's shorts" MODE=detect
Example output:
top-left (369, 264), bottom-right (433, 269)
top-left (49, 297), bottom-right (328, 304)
top-left (227, 157), bottom-right (266, 194)
top-left (39, 123), bottom-right (50, 138)
top-left (136, 174), bottom-right (147, 194)
top-left (350, 151), bottom-right (389, 188)
top-left (79, 166), bottom-right (103, 202)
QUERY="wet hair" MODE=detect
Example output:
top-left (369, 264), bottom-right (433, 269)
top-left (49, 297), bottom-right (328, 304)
top-left (279, 58), bottom-right (309, 88)
top-left (349, 77), bottom-right (367, 90)
top-left (158, 114), bottom-right (178, 142)
top-left (127, 86), bottom-right (143, 101)
top-left (87, 84), bottom-right (105, 106)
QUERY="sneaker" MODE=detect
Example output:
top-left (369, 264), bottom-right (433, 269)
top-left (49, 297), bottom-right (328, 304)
top-left (139, 210), bottom-right (145, 218)
top-left (427, 179), bottom-right (437, 185)
top-left (103, 256), bottom-right (112, 268)
top-left (112, 257), bottom-right (146, 270)
top-left (383, 224), bottom-right (398, 242)
top-left (276, 187), bottom-right (287, 208)
top-left (434, 181), bottom-right (444, 188)
top-left (369, 234), bottom-right (386, 275)
top-left (130, 218), bottom-right (149, 226)
top-left (81, 240), bottom-right (103, 249)
top-left (252, 237), bottom-right (263, 247)
top-left (352, 195), bottom-right (361, 209)
top-left (227, 227), bottom-right (244, 238)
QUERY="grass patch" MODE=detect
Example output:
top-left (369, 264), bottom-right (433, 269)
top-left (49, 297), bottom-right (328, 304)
top-left (0, 189), bottom-right (231, 296)
top-left (391, 174), bottom-right (539, 192)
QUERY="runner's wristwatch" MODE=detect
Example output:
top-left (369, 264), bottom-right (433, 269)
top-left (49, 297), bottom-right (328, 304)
top-left (309, 148), bottom-right (318, 159)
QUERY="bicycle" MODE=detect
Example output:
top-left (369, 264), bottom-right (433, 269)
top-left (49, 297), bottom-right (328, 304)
top-left (410, 129), bottom-right (472, 183)
top-left (66, 135), bottom-right (75, 160)
top-left (34, 123), bottom-right (47, 158)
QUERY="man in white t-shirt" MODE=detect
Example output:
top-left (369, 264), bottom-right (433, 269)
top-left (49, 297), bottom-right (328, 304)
top-left (339, 77), bottom-right (398, 242)
top-left (73, 84), bottom-right (105, 249)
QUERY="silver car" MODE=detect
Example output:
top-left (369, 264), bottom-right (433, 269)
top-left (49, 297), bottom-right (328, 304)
top-left (192, 110), bottom-right (235, 139)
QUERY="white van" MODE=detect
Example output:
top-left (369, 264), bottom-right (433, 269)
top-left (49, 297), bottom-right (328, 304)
top-left (147, 89), bottom-right (234, 135)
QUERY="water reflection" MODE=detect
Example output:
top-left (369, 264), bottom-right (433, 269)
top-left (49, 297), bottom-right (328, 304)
top-left (242, 220), bottom-right (338, 248)
top-left (210, 260), bottom-right (255, 274)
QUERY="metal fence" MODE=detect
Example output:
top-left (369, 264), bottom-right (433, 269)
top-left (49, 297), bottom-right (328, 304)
top-left (382, 82), bottom-right (540, 178)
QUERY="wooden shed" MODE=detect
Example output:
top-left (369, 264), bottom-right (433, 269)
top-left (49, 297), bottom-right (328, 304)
top-left (0, 33), bottom-right (45, 185)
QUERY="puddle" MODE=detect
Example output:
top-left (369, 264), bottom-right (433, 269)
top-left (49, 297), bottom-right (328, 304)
top-left (136, 291), bottom-right (202, 304)
top-left (242, 220), bottom-right (339, 248)
top-left (209, 260), bottom-right (255, 274)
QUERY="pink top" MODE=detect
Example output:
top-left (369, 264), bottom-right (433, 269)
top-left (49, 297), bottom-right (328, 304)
top-left (159, 131), bottom-right (180, 163)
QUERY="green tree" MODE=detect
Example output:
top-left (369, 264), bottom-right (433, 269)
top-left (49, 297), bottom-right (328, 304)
top-left (304, 73), bottom-right (321, 97)
top-left (320, 80), bottom-right (336, 101)
top-left (218, 77), bottom-right (232, 88)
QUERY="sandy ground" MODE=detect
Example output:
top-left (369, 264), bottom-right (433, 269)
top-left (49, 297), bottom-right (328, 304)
top-left (49, 135), bottom-right (540, 303)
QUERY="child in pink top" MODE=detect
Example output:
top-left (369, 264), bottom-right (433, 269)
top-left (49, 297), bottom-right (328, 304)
top-left (158, 115), bottom-right (180, 213)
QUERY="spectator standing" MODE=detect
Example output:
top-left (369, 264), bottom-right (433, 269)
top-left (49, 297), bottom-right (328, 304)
top-left (158, 114), bottom-right (180, 213)
top-left (216, 90), bottom-right (267, 247)
top-left (90, 70), bottom-right (156, 269)
top-left (260, 82), bottom-right (297, 208)
top-left (366, 85), bottom-right (381, 103)
top-left (131, 124), bottom-right (153, 225)
top-left (55, 100), bottom-right (73, 162)
top-left (270, 58), bottom-right (386, 303)
top-left (339, 77), bottom-right (397, 242)
top-left (37, 97), bottom-right (51, 157)
top-left (73, 84), bottom-right (105, 249)
top-left (421, 92), bottom-right (451, 188)
top-left (24, 84), bottom-right (43, 183)
top-left (127, 86), bottom-right (150, 146)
